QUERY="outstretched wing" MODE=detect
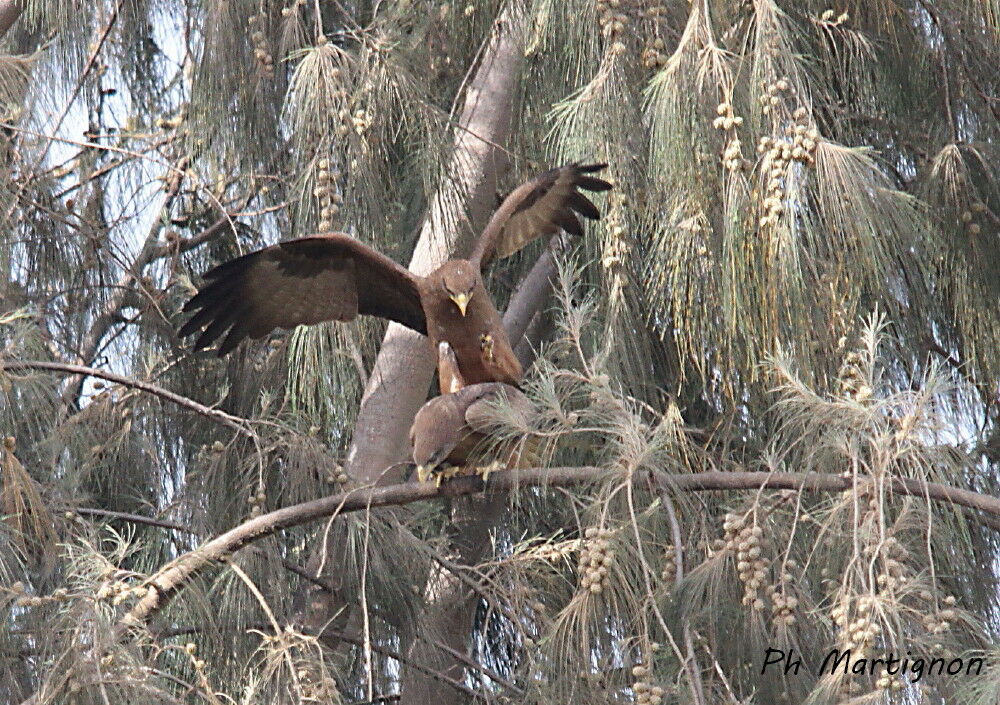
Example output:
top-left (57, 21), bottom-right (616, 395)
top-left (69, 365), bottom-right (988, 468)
top-left (179, 233), bottom-right (426, 356)
top-left (470, 163), bottom-right (612, 267)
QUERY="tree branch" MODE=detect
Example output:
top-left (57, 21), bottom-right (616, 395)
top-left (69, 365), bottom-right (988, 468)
top-left (2, 359), bottom-right (254, 437)
top-left (501, 240), bottom-right (559, 345)
top-left (127, 467), bottom-right (1000, 625)
top-left (147, 214), bottom-right (236, 259)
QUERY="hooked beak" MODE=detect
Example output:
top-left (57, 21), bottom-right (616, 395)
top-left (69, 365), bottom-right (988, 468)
top-left (450, 292), bottom-right (470, 317)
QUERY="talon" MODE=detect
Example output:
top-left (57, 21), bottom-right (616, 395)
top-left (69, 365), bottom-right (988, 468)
top-left (479, 333), bottom-right (495, 362)
top-left (478, 460), bottom-right (502, 483)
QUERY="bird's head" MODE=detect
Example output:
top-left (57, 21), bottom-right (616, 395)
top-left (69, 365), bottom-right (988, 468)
top-left (414, 459), bottom-right (445, 484)
top-left (411, 398), bottom-right (460, 483)
top-left (438, 261), bottom-right (477, 317)
top-left (413, 441), bottom-right (451, 483)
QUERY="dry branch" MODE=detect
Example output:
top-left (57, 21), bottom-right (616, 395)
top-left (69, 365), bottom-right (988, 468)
top-left (2, 359), bottom-right (254, 436)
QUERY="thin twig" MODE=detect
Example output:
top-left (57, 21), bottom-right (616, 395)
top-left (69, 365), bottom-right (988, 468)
top-left (2, 359), bottom-right (254, 437)
top-left (41, 1), bottom-right (125, 159)
top-left (423, 635), bottom-right (524, 696)
top-left (410, 538), bottom-right (526, 633)
top-left (230, 563), bottom-right (305, 697)
top-left (655, 476), bottom-right (708, 705)
top-left (318, 629), bottom-right (481, 700)
top-left (152, 621), bottom-right (478, 700)
top-left (70, 504), bottom-right (340, 593)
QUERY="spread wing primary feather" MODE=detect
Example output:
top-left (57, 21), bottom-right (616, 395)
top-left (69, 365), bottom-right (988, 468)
top-left (471, 163), bottom-right (612, 267)
top-left (179, 233), bottom-right (425, 356)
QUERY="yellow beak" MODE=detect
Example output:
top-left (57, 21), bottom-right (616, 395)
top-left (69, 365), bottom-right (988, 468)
top-left (450, 293), bottom-right (470, 317)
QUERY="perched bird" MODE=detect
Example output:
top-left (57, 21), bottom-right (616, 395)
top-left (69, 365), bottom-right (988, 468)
top-left (179, 164), bottom-right (611, 387)
top-left (410, 342), bottom-right (535, 485)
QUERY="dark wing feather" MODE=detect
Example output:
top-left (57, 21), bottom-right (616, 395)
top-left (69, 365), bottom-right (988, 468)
top-left (470, 163), bottom-right (612, 267)
top-left (180, 233), bottom-right (425, 356)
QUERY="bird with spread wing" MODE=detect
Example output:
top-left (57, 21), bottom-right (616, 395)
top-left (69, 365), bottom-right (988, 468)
top-left (410, 342), bottom-right (536, 485)
top-left (179, 164), bottom-right (611, 389)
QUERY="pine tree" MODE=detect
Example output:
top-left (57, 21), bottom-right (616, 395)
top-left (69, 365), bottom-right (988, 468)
top-left (2, 1), bottom-right (1000, 704)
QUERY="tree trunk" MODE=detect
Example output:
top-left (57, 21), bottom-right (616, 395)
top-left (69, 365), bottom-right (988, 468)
top-left (345, 6), bottom-right (524, 487)
top-left (347, 7), bottom-right (527, 703)
top-left (0, 0), bottom-right (23, 39)
top-left (397, 249), bottom-right (552, 703)
top-left (300, 2), bottom-right (528, 691)
top-left (399, 495), bottom-right (506, 703)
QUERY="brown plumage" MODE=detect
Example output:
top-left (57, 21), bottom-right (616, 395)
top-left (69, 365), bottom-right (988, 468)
top-left (179, 164), bottom-right (611, 386)
top-left (410, 345), bottom-right (535, 484)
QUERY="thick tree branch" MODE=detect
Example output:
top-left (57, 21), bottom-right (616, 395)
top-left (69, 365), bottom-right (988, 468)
top-left (127, 468), bottom-right (1000, 625)
top-left (502, 241), bottom-right (558, 344)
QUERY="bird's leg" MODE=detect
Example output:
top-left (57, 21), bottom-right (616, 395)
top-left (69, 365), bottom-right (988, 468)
top-left (432, 464), bottom-right (461, 486)
top-left (476, 459), bottom-right (504, 483)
